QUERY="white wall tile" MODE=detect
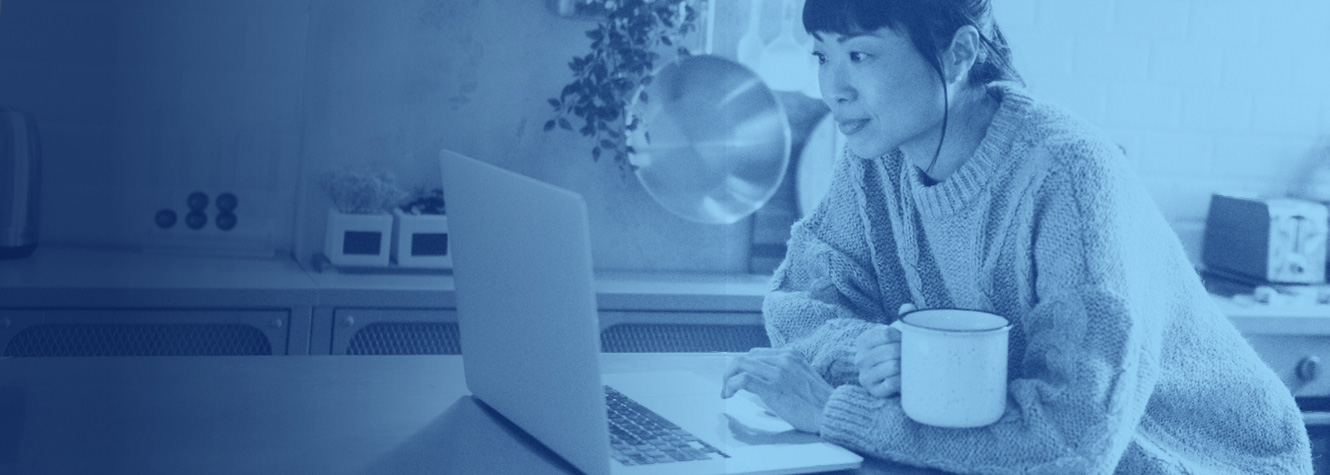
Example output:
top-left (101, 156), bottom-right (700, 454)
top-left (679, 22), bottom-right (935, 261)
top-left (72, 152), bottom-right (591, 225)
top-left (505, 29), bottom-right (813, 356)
top-left (1188, 1), bottom-right (1260, 46)
top-left (1212, 136), bottom-right (1312, 182)
top-left (1036, 1), bottom-right (1115, 33)
top-left (1181, 89), bottom-right (1252, 134)
top-left (1149, 41), bottom-right (1222, 88)
top-left (1007, 32), bottom-right (1075, 88)
top-left (1257, 4), bottom-right (1330, 52)
top-left (1220, 47), bottom-right (1294, 92)
top-left (1114, 0), bottom-right (1190, 41)
top-left (1105, 84), bottom-right (1183, 130)
top-left (1138, 131), bottom-right (1214, 177)
top-left (993, 0), bottom-right (1039, 32)
top-left (1037, 82), bottom-right (1107, 124)
top-left (1250, 93), bottom-right (1322, 138)
top-left (1072, 36), bottom-right (1150, 84)
top-left (1167, 175), bottom-right (1225, 222)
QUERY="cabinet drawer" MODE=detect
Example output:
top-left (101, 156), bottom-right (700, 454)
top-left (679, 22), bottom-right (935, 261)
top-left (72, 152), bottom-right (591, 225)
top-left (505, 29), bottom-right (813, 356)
top-left (0, 309), bottom-right (289, 356)
top-left (1244, 334), bottom-right (1330, 398)
top-left (331, 308), bottom-right (458, 355)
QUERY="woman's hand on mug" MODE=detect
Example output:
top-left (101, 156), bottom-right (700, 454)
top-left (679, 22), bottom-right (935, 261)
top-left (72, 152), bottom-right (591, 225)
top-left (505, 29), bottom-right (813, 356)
top-left (721, 347), bottom-right (834, 434)
top-left (853, 326), bottom-right (901, 397)
top-left (853, 303), bottom-right (912, 398)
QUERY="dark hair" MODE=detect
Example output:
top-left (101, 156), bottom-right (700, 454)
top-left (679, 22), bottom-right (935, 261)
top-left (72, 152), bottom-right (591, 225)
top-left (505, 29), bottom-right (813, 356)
top-left (802, 0), bottom-right (1023, 87)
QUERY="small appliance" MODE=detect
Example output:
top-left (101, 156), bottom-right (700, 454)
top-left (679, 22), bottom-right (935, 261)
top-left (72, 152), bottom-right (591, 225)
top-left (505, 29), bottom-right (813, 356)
top-left (1203, 194), bottom-right (1328, 284)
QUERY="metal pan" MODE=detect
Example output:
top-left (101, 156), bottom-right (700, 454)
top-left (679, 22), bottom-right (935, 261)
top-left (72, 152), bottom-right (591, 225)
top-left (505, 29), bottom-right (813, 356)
top-left (627, 55), bottom-right (790, 225)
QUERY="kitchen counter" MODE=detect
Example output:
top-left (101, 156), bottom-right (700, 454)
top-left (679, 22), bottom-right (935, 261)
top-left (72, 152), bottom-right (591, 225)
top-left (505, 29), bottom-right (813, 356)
top-left (2, 245), bottom-right (1326, 333)
top-left (0, 245), bottom-right (320, 308)
top-left (0, 246), bottom-right (770, 312)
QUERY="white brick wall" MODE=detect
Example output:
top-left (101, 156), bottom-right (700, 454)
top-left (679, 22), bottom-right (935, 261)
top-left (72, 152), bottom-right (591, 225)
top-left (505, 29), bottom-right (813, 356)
top-left (998, 0), bottom-right (1330, 261)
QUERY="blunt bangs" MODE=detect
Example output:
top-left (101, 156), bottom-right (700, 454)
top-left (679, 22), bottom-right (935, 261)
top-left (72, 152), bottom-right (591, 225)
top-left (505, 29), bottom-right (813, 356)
top-left (802, 0), bottom-right (905, 39)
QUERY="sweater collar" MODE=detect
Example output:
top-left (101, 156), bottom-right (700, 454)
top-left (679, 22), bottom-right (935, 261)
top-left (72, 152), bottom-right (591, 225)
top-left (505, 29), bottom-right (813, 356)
top-left (900, 82), bottom-right (1031, 217)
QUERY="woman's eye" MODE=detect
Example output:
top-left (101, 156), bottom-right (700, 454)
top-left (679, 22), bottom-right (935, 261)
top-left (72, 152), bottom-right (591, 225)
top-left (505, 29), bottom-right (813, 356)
top-left (811, 52), bottom-right (826, 65)
top-left (849, 52), bottom-right (868, 62)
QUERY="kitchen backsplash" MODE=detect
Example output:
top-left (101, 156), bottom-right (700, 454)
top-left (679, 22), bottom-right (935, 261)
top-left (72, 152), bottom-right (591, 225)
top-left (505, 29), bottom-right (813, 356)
top-left (1, 0), bottom-right (1326, 271)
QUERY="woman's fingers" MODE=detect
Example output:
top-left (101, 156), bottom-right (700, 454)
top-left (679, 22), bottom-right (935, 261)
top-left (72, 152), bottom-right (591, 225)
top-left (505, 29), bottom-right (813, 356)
top-left (857, 342), bottom-right (900, 366)
top-left (867, 375), bottom-right (901, 398)
top-left (856, 343), bottom-right (901, 397)
top-left (857, 357), bottom-right (899, 388)
top-left (722, 349), bottom-right (788, 398)
top-left (855, 325), bottom-right (896, 349)
top-left (724, 371), bottom-right (775, 399)
top-left (861, 356), bottom-right (900, 382)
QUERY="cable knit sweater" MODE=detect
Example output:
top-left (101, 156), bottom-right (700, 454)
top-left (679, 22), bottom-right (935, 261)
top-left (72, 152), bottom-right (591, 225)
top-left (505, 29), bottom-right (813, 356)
top-left (764, 83), bottom-right (1313, 474)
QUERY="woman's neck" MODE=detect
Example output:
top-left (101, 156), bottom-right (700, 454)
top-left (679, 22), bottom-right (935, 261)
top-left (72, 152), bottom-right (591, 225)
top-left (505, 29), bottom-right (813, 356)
top-left (904, 86), bottom-right (1000, 185)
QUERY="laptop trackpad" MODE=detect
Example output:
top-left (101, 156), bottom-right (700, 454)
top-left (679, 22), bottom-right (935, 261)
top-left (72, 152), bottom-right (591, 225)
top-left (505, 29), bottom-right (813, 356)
top-left (602, 371), bottom-right (822, 448)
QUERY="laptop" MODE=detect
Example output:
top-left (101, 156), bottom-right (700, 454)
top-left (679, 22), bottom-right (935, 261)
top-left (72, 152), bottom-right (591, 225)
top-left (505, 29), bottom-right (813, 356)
top-left (439, 150), bottom-right (864, 475)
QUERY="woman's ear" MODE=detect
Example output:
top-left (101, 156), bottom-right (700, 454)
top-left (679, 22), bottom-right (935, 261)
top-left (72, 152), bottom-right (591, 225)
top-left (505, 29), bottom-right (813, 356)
top-left (943, 25), bottom-right (983, 85)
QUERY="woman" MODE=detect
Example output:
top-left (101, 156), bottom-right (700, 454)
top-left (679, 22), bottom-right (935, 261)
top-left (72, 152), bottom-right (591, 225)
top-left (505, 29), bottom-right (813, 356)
top-left (719, 0), bottom-right (1314, 473)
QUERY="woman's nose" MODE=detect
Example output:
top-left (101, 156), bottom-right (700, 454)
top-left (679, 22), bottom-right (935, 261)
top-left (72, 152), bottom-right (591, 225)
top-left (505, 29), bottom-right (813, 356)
top-left (821, 66), bottom-right (856, 105)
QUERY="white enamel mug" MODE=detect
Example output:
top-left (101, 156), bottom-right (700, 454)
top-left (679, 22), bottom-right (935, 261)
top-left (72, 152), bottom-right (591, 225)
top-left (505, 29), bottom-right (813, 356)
top-left (889, 308), bottom-right (1011, 428)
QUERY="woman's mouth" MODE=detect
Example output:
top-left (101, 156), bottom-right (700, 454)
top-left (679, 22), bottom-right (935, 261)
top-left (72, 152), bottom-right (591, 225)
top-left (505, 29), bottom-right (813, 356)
top-left (838, 119), bottom-right (869, 135)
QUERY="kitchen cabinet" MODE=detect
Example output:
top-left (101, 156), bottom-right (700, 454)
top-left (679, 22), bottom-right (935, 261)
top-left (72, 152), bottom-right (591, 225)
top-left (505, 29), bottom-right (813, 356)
top-left (0, 308), bottom-right (290, 357)
top-left (328, 308), bottom-right (459, 355)
top-left (1216, 297), bottom-right (1330, 475)
top-left (306, 271), bottom-right (772, 355)
top-left (0, 246), bottom-right (320, 355)
top-left (599, 310), bottom-right (768, 353)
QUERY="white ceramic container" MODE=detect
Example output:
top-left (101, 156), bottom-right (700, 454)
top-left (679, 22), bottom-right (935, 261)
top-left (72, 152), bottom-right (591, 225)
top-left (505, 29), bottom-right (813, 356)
top-left (391, 208), bottom-right (452, 268)
top-left (323, 208), bottom-right (392, 267)
top-left (891, 308), bottom-right (1011, 428)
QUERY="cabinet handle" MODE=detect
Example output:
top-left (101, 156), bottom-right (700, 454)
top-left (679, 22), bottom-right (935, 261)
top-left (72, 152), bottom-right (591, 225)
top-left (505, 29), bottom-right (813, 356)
top-left (271, 318), bottom-right (284, 329)
top-left (343, 315), bottom-right (355, 327)
top-left (1297, 356), bottom-right (1321, 382)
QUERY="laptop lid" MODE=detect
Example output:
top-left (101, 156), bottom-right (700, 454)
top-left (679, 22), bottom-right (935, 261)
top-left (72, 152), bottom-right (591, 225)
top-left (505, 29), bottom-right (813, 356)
top-left (440, 150), bottom-right (613, 475)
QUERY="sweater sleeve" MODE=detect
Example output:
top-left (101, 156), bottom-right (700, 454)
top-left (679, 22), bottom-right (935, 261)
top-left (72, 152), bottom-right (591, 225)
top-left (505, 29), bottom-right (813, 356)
top-left (819, 153), bottom-right (1167, 474)
top-left (763, 155), bottom-right (896, 387)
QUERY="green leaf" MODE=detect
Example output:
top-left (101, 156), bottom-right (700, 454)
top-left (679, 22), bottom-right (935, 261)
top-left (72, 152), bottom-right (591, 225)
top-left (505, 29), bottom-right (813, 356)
top-left (638, 90), bottom-right (649, 103)
top-left (558, 118), bottom-right (572, 130)
top-left (600, 139), bottom-right (617, 149)
top-left (547, 98), bottom-right (561, 109)
top-left (660, 36), bottom-right (672, 46)
top-left (543, 119), bottom-right (556, 131)
top-left (677, 47), bottom-right (690, 57)
top-left (592, 146), bottom-right (602, 161)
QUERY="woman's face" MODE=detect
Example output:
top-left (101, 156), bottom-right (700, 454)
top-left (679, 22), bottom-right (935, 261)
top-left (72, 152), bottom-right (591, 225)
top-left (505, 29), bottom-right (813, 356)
top-left (812, 26), bottom-right (946, 159)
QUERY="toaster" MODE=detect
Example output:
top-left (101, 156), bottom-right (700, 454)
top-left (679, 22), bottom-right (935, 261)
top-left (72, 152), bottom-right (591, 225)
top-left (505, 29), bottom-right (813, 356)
top-left (1203, 194), bottom-right (1328, 284)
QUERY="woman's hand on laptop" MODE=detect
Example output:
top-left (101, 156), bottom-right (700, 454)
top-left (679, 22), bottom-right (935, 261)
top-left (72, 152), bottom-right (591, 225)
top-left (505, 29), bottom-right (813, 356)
top-left (721, 347), bottom-right (833, 434)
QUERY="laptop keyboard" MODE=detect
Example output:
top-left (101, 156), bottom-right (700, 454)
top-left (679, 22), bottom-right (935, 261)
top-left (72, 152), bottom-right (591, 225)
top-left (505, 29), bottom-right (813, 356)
top-left (605, 386), bottom-right (731, 466)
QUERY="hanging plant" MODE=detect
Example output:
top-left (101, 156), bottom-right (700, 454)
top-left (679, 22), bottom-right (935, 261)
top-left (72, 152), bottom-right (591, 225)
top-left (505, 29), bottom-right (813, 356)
top-left (544, 0), bottom-right (700, 176)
